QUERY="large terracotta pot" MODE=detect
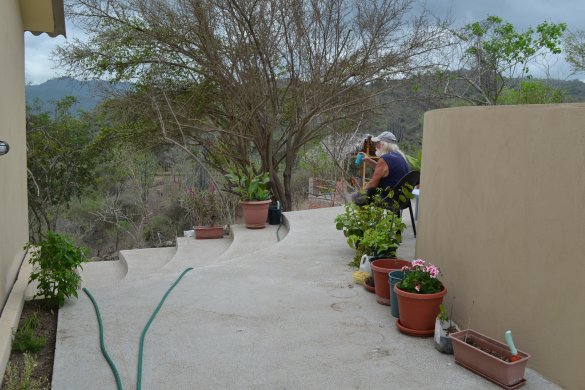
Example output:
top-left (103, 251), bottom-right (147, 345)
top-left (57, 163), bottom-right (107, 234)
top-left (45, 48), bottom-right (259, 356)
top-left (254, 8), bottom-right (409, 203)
top-left (370, 259), bottom-right (411, 306)
top-left (194, 226), bottom-right (224, 239)
top-left (394, 284), bottom-right (447, 336)
top-left (450, 329), bottom-right (531, 388)
top-left (240, 200), bottom-right (271, 229)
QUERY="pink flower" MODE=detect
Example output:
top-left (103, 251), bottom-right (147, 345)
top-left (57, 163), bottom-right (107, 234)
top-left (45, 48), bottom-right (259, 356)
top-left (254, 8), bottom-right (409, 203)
top-left (426, 265), bottom-right (440, 278)
top-left (415, 283), bottom-right (421, 292)
top-left (401, 265), bottom-right (410, 271)
top-left (412, 259), bottom-right (425, 267)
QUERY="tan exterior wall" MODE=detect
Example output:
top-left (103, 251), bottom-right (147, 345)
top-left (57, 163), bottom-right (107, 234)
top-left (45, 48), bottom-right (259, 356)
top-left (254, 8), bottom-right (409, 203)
top-left (0, 0), bottom-right (28, 312)
top-left (417, 104), bottom-right (585, 389)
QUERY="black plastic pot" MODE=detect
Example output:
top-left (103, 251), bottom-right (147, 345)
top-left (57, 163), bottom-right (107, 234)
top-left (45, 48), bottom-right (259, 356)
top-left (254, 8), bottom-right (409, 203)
top-left (268, 205), bottom-right (282, 225)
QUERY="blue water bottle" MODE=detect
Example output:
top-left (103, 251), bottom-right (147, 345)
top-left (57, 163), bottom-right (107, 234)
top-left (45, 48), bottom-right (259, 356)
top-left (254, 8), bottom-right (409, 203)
top-left (355, 153), bottom-right (365, 166)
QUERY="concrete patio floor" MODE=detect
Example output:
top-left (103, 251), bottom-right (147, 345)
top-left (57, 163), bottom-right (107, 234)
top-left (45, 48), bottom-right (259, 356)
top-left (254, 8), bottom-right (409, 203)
top-left (52, 207), bottom-right (560, 389)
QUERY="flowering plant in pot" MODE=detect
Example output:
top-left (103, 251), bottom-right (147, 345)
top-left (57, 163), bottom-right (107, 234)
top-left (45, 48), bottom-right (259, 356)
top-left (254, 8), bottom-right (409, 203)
top-left (181, 187), bottom-right (226, 239)
top-left (394, 259), bottom-right (447, 336)
top-left (225, 164), bottom-right (272, 229)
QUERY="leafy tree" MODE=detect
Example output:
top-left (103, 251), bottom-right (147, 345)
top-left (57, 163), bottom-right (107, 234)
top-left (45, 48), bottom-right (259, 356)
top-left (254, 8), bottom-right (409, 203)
top-left (497, 80), bottom-right (564, 105)
top-left (439, 16), bottom-right (566, 105)
top-left (56, 0), bottom-right (452, 210)
top-left (564, 29), bottom-right (585, 73)
top-left (26, 97), bottom-right (99, 239)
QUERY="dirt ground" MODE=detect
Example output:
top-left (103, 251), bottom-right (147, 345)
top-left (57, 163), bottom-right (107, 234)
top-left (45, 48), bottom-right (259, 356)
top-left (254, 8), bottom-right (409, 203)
top-left (1, 300), bottom-right (57, 389)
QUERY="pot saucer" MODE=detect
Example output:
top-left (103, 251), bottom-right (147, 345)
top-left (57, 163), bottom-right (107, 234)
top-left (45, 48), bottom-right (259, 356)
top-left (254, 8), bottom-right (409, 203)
top-left (395, 319), bottom-right (434, 337)
top-left (364, 282), bottom-right (375, 293)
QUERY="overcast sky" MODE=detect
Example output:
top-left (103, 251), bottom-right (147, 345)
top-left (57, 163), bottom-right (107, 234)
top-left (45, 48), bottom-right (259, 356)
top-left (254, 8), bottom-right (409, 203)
top-left (24, 0), bottom-right (585, 85)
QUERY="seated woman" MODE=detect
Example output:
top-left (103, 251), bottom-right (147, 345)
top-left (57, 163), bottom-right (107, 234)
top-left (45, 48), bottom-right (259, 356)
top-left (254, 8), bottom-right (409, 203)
top-left (353, 131), bottom-right (409, 206)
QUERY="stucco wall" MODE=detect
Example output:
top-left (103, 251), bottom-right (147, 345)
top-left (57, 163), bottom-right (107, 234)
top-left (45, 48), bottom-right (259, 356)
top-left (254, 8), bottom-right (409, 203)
top-left (0, 0), bottom-right (28, 312)
top-left (417, 104), bottom-right (585, 389)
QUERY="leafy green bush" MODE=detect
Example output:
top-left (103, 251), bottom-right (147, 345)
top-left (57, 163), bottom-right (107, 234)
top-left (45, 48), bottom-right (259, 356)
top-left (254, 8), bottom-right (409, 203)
top-left (25, 232), bottom-right (89, 308)
top-left (11, 312), bottom-right (46, 353)
top-left (335, 193), bottom-right (406, 264)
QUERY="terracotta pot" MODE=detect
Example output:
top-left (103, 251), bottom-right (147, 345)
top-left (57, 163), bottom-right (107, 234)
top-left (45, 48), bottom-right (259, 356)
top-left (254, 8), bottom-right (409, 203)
top-left (394, 284), bottom-right (447, 336)
top-left (240, 200), bottom-right (271, 229)
top-left (194, 226), bottom-right (224, 239)
top-left (450, 329), bottom-right (531, 388)
top-left (370, 259), bottom-right (411, 305)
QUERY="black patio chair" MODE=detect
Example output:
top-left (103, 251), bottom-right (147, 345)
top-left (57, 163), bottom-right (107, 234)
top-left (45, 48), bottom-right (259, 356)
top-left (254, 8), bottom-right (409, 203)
top-left (382, 170), bottom-right (420, 237)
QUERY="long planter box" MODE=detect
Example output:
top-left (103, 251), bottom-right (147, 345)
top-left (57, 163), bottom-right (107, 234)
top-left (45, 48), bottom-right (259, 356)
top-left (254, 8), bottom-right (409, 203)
top-left (450, 329), bottom-right (531, 388)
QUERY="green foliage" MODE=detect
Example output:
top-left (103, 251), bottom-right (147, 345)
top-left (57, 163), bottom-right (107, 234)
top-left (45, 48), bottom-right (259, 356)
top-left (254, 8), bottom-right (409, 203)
top-left (335, 193), bottom-right (406, 259)
top-left (11, 312), bottom-right (47, 353)
top-left (26, 232), bottom-right (88, 309)
top-left (27, 97), bottom-right (100, 237)
top-left (3, 353), bottom-right (50, 390)
top-left (225, 165), bottom-right (271, 201)
top-left (498, 80), bottom-right (565, 104)
top-left (458, 15), bottom-right (567, 104)
top-left (405, 149), bottom-right (422, 171)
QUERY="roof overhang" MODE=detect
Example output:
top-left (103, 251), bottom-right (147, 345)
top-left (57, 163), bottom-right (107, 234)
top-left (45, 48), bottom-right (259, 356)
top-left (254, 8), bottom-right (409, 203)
top-left (20, 0), bottom-right (66, 38)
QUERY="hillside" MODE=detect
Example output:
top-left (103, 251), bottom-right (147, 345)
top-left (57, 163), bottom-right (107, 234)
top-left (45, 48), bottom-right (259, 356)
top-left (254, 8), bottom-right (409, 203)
top-left (25, 77), bottom-right (131, 113)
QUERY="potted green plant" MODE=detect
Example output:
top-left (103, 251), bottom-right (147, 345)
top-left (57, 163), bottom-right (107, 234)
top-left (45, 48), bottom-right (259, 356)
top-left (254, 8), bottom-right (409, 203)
top-left (226, 165), bottom-right (272, 229)
top-left (394, 259), bottom-right (447, 336)
top-left (434, 303), bottom-right (459, 354)
top-left (182, 187), bottom-right (225, 239)
top-left (335, 192), bottom-right (406, 267)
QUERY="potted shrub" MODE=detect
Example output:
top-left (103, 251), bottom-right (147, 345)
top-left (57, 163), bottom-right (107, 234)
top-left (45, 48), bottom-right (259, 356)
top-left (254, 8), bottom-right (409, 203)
top-left (226, 165), bottom-right (272, 229)
top-left (182, 187), bottom-right (225, 239)
top-left (394, 259), bottom-right (447, 336)
top-left (450, 329), bottom-right (531, 387)
top-left (335, 192), bottom-right (406, 267)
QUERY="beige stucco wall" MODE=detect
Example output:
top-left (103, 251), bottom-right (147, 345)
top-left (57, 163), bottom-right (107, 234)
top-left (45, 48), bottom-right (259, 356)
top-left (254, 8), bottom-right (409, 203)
top-left (0, 0), bottom-right (28, 312)
top-left (417, 103), bottom-right (585, 389)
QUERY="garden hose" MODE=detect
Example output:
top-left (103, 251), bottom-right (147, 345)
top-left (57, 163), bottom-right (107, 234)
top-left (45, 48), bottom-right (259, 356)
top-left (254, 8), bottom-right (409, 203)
top-left (83, 267), bottom-right (194, 390)
top-left (83, 287), bottom-right (124, 390)
top-left (137, 267), bottom-right (193, 390)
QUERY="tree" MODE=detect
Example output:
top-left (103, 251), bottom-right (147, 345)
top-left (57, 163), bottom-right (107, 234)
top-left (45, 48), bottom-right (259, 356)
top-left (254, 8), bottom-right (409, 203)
top-left (57, 0), bottom-right (451, 210)
top-left (565, 30), bottom-right (585, 73)
top-left (26, 97), bottom-right (99, 239)
top-left (497, 79), bottom-right (564, 105)
top-left (438, 16), bottom-right (566, 105)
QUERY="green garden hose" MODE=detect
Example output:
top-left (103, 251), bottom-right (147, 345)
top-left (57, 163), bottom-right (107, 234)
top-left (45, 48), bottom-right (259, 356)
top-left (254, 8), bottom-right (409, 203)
top-left (83, 267), bottom-right (194, 390)
top-left (137, 267), bottom-right (193, 389)
top-left (83, 287), bottom-right (124, 390)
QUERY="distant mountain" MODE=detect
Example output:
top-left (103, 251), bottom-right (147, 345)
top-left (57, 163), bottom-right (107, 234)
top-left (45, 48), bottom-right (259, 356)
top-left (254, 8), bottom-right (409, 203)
top-left (25, 77), bottom-right (132, 113)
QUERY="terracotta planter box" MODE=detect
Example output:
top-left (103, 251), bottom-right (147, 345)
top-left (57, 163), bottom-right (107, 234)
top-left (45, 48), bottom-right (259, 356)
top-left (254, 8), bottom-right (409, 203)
top-left (194, 226), bottom-right (224, 239)
top-left (450, 329), bottom-right (531, 388)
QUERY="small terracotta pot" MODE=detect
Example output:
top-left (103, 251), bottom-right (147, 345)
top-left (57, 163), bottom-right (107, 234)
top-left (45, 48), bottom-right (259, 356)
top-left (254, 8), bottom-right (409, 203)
top-left (370, 259), bottom-right (411, 305)
top-left (394, 284), bottom-right (447, 336)
top-left (194, 226), bottom-right (224, 239)
top-left (240, 200), bottom-right (271, 229)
